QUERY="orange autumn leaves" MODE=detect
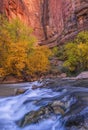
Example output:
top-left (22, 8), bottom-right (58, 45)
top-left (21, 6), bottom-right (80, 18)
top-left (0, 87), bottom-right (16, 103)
top-left (0, 16), bottom-right (52, 77)
top-left (28, 46), bottom-right (52, 76)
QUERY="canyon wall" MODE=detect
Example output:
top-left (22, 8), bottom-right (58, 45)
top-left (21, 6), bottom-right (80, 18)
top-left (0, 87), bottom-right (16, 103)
top-left (0, 0), bottom-right (43, 39)
top-left (0, 0), bottom-right (88, 47)
top-left (43, 0), bottom-right (88, 47)
top-left (58, 0), bottom-right (88, 45)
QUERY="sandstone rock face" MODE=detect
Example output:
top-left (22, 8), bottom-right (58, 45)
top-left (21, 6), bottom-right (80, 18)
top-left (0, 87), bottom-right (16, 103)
top-left (43, 0), bottom-right (88, 47)
top-left (0, 0), bottom-right (88, 46)
top-left (0, 0), bottom-right (43, 39)
top-left (58, 0), bottom-right (88, 44)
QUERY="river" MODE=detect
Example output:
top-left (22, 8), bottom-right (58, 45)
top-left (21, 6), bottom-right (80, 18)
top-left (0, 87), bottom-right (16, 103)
top-left (0, 79), bottom-right (88, 130)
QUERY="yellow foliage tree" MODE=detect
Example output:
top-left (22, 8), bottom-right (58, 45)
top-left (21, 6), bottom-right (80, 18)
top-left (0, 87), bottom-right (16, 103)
top-left (0, 16), bottom-right (52, 79)
top-left (4, 42), bottom-right (28, 76)
top-left (27, 46), bottom-right (52, 76)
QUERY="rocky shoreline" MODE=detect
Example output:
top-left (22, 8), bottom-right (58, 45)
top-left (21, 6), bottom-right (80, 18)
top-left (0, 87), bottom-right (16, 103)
top-left (0, 71), bottom-right (88, 84)
top-left (0, 71), bottom-right (88, 97)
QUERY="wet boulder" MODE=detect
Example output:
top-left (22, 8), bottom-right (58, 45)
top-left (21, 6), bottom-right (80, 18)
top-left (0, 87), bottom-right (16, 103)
top-left (52, 106), bottom-right (65, 115)
top-left (51, 100), bottom-right (65, 115)
top-left (15, 88), bottom-right (27, 95)
top-left (65, 115), bottom-right (84, 127)
top-left (65, 112), bottom-right (88, 130)
top-left (20, 107), bottom-right (51, 127)
top-left (76, 71), bottom-right (88, 79)
top-left (32, 85), bottom-right (39, 90)
top-left (19, 100), bottom-right (66, 127)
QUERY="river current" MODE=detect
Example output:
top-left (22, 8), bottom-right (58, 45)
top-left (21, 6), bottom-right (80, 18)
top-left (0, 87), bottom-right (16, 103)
top-left (0, 81), bottom-right (88, 130)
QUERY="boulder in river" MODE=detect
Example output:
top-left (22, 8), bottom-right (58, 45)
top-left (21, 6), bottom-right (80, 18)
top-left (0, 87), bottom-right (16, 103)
top-left (76, 71), bottom-right (88, 79)
top-left (51, 100), bottom-right (65, 114)
top-left (19, 100), bottom-right (66, 127)
top-left (65, 112), bottom-right (88, 130)
top-left (15, 88), bottom-right (27, 95)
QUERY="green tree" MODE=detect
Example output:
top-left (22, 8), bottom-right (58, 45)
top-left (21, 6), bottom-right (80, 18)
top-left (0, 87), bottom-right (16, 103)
top-left (63, 31), bottom-right (88, 73)
top-left (75, 31), bottom-right (88, 44)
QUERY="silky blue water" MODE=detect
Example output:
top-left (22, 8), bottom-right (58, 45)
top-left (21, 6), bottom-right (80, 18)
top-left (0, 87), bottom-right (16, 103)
top-left (0, 81), bottom-right (88, 130)
top-left (0, 81), bottom-right (67, 130)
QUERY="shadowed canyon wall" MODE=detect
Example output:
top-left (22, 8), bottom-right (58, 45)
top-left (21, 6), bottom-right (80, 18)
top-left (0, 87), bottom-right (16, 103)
top-left (0, 0), bottom-right (88, 47)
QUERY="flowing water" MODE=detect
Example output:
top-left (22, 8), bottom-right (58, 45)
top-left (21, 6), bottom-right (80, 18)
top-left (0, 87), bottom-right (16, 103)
top-left (0, 81), bottom-right (88, 130)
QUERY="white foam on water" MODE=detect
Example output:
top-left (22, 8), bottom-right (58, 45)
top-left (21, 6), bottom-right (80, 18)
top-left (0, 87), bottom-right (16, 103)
top-left (0, 82), bottom-right (68, 130)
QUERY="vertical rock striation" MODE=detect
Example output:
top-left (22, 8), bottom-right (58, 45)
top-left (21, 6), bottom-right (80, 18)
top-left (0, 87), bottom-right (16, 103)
top-left (58, 0), bottom-right (88, 44)
top-left (41, 0), bottom-right (88, 47)
top-left (0, 0), bottom-right (88, 46)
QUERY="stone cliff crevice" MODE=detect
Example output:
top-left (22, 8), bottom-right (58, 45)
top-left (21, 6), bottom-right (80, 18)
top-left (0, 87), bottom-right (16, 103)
top-left (41, 0), bottom-right (49, 40)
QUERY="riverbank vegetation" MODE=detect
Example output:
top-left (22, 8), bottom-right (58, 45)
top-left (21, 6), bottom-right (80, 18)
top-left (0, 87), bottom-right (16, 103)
top-left (53, 31), bottom-right (88, 75)
top-left (0, 15), bottom-right (88, 82)
top-left (0, 15), bottom-right (52, 80)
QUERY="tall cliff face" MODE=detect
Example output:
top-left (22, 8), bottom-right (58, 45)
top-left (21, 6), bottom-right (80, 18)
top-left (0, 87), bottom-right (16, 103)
top-left (0, 0), bottom-right (45, 39)
top-left (0, 0), bottom-right (88, 46)
top-left (42, 0), bottom-right (88, 47)
top-left (58, 0), bottom-right (88, 44)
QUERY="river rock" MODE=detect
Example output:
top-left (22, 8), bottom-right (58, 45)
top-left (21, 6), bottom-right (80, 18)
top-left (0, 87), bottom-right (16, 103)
top-left (60, 73), bottom-right (67, 78)
top-left (15, 88), bottom-right (27, 95)
top-left (65, 115), bottom-right (84, 127)
top-left (20, 107), bottom-right (51, 127)
top-left (51, 100), bottom-right (65, 114)
top-left (76, 71), bottom-right (88, 79)
top-left (65, 113), bottom-right (88, 130)
top-left (32, 85), bottom-right (39, 90)
top-left (51, 100), bottom-right (64, 107)
top-left (53, 106), bottom-right (65, 115)
top-left (20, 100), bottom-right (65, 127)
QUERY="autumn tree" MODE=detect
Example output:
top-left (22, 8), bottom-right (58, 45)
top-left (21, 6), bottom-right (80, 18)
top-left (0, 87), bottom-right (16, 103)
top-left (27, 46), bottom-right (52, 77)
top-left (0, 16), bottom-right (52, 79)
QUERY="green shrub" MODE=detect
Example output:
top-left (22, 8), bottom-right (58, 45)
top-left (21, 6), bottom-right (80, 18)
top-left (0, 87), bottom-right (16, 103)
top-left (63, 31), bottom-right (88, 73)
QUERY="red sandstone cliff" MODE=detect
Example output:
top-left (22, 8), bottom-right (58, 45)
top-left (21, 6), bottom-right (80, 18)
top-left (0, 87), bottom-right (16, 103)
top-left (0, 0), bottom-right (43, 39)
top-left (0, 0), bottom-right (88, 46)
top-left (42, 0), bottom-right (88, 47)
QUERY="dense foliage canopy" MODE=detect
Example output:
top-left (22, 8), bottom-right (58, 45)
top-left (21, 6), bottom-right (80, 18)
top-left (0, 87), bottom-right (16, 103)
top-left (52, 31), bottom-right (88, 74)
top-left (0, 16), bottom-right (52, 79)
top-left (63, 31), bottom-right (88, 73)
